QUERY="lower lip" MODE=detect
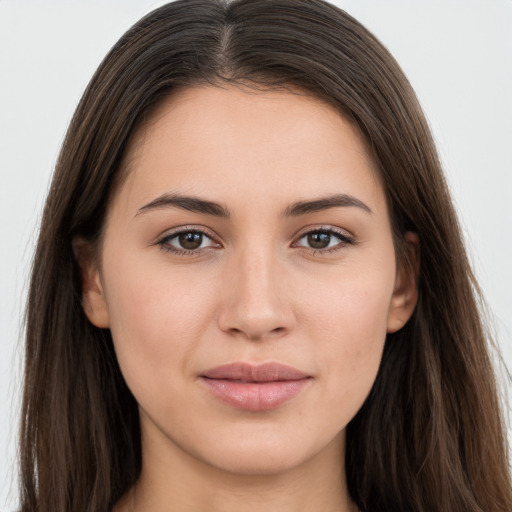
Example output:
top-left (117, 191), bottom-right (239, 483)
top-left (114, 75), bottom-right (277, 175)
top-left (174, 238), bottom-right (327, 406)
top-left (201, 378), bottom-right (311, 411)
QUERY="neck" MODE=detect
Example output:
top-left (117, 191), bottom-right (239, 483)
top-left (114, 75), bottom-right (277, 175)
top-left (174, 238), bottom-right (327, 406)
top-left (117, 429), bottom-right (357, 512)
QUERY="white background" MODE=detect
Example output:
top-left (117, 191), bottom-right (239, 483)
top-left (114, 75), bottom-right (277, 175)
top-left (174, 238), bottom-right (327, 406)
top-left (1, 0), bottom-right (511, 508)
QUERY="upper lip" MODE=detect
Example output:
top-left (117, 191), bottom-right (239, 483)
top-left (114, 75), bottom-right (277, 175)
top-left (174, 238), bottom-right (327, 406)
top-left (201, 362), bottom-right (310, 382)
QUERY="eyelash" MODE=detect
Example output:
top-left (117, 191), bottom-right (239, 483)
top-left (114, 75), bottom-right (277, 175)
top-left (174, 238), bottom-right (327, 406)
top-left (155, 226), bottom-right (354, 256)
top-left (155, 226), bottom-right (220, 256)
top-left (293, 227), bottom-right (354, 254)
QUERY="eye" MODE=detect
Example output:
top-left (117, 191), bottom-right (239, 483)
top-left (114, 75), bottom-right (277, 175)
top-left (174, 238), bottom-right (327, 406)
top-left (157, 228), bottom-right (220, 254)
top-left (294, 228), bottom-right (353, 252)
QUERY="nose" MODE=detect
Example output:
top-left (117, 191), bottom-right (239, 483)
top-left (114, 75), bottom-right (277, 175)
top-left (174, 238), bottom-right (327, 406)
top-left (217, 247), bottom-right (295, 341)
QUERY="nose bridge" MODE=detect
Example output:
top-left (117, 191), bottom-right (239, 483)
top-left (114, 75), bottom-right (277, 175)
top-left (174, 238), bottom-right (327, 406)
top-left (218, 241), bottom-right (293, 340)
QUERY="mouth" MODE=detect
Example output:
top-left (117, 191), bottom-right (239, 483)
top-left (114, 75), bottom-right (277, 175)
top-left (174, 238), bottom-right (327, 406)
top-left (200, 362), bottom-right (312, 411)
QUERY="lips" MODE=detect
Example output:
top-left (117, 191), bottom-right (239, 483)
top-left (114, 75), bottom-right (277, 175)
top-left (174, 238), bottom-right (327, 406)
top-left (200, 362), bottom-right (311, 411)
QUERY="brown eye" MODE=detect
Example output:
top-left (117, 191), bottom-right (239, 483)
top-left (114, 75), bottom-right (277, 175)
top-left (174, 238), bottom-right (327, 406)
top-left (178, 232), bottom-right (203, 250)
top-left (295, 229), bottom-right (353, 252)
top-left (307, 232), bottom-right (331, 249)
top-left (159, 229), bottom-right (219, 254)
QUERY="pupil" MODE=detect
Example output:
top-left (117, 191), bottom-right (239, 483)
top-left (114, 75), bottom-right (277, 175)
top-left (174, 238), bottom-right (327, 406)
top-left (179, 232), bottom-right (203, 250)
top-left (308, 232), bottom-right (330, 249)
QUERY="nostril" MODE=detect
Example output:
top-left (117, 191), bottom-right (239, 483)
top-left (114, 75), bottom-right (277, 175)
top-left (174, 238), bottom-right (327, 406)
top-left (225, 325), bottom-right (288, 341)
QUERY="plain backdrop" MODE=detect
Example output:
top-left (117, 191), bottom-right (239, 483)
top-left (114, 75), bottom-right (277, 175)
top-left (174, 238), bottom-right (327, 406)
top-left (1, 0), bottom-right (511, 508)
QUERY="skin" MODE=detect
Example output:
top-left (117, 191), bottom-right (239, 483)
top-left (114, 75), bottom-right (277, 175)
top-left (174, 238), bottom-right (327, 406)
top-left (78, 85), bottom-right (418, 512)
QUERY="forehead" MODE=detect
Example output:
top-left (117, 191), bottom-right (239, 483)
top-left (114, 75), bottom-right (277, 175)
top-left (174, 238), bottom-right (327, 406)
top-left (115, 84), bottom-right (385, 216)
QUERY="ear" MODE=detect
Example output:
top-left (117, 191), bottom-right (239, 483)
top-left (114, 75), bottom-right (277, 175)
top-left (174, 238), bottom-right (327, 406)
top-left (387, 232), bottom-right (420, 333)
top-left (72, 237), bottom-right (110, 328)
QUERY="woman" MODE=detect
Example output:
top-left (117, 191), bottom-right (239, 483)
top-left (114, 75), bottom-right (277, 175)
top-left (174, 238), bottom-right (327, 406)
top-left (19, 0), bottom-right (512, 511)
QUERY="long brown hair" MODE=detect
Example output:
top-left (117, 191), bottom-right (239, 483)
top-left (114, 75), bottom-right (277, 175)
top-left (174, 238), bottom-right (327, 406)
top-left (21, 1), bottom-right (511, 511)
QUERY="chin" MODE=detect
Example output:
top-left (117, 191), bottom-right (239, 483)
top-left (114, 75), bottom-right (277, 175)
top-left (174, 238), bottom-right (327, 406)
top-left (184, 425), bottom-right (345, 478)
top-left (211, 448), bottom-right (307, 476)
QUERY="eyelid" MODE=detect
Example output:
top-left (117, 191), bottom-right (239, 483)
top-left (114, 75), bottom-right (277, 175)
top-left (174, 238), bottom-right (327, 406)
top-left (154, 225), bottom-right (222, 254)
top-left (156, 224), bottom-right (219, 241)
top-left (291, 225), bottom-right (355, 252)
top-left (153, 224), bottom-right (354, 257)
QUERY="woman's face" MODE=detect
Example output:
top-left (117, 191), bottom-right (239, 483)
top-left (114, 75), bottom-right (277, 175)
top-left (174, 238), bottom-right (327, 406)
top-left (81, 85), bottom-right (417, 475)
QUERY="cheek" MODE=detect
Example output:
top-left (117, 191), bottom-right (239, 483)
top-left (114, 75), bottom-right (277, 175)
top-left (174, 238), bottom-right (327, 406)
top-left (301, 260), bottom-right (395, 409)
top-left (101, 251), bottom-right (217, 393)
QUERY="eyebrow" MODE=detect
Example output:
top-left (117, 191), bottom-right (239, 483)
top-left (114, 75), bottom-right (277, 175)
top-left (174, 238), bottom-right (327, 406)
top-left (284, 194), bottom-right (372, 216)
top-left (136, 192), bottom-right (371, 219)
top-left (136, 193), bottom-right (230, 218)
